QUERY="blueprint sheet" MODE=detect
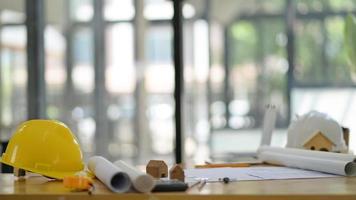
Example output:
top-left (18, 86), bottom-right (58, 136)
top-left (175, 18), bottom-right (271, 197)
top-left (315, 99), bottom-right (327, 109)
top-left (184, 166), bottom-right (340, 183)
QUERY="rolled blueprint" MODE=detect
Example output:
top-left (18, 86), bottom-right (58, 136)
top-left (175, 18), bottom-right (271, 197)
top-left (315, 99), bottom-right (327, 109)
top-left (114, 160), bottom-right (155, 193)
top-left (258, 146), bottom-right (356, 162)
top-left (258, 146), bottom-right (356, 176)
top-left (88, 156), bottom-right (132, 193)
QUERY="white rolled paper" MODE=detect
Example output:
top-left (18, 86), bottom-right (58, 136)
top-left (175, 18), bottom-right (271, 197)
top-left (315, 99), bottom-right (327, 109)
top-left (258, 146), bottom-right (356, 176)
top-left (258, 146), bottom-right (356, 161)
top-left (114, 160), bottom-right (155, 193)
top-left (88, 156), bottom-right (132, 193)
top-left (260, 105), bottom-right (277, 146)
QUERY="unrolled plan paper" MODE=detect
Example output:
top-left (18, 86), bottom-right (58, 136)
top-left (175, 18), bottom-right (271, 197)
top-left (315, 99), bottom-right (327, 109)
top-left (184, 166), bottom-right (338, 183)
top-left (114, 160), bottom-right (155, 193)
top-left (88, 156), bottom-right (132, 193)
top-left (258, 146), bottom-right (356, 176)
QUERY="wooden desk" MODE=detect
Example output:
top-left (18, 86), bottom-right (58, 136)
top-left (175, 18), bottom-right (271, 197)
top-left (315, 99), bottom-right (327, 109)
top-left (1, 173), bottom-right (356, 200)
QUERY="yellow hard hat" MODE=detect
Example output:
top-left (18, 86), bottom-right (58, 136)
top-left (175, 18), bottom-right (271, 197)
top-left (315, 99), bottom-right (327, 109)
top-left (0, 120), bottom-right (84, 179)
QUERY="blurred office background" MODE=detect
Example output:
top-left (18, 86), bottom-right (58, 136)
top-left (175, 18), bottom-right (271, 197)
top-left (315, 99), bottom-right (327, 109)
top-left (0, 0), bottom-right (355, 166)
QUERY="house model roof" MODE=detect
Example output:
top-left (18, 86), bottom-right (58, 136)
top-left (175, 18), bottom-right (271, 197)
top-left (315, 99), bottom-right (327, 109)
top-left (170, 164), bottom-right (183, 172)
top-left (302, 131), bottom-right (335, 147)
top-left (147, 160), bottom-right (167, 167)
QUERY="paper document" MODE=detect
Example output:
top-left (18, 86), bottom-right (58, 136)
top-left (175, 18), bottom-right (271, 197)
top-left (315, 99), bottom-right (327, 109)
top-left (184, 166), bottom-right (339, 183)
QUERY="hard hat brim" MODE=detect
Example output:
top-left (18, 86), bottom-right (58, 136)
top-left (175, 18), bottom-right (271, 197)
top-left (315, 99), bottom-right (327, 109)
top-left (39, 170), bottom-right (85, 180)
top-left (0, 156), bottom-right (84, 180)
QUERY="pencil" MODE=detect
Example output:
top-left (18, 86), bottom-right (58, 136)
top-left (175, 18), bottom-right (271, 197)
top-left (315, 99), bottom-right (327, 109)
top-left (194, 162), bottom-right (250, 168)
top-left (188, 180), bottom-right (201, 189)
top-left (197, 179), bottom-right (207, 191)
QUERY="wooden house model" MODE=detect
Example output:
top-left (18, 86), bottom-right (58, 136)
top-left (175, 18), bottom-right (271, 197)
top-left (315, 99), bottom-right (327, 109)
top-left (303, 131), bottom-right (335, 152)
top-left (146, 160), bottom-right (168, 178)
top-left (169, 164), bottom-right (184, 182)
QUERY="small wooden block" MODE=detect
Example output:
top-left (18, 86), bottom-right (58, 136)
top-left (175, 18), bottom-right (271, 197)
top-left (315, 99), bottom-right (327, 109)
top-left (146, 160), bottom-right (168, 178)
top-left (13, 168), bottom-right (26, 178)
top-left (169, 164), bottom-right (184, 182)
